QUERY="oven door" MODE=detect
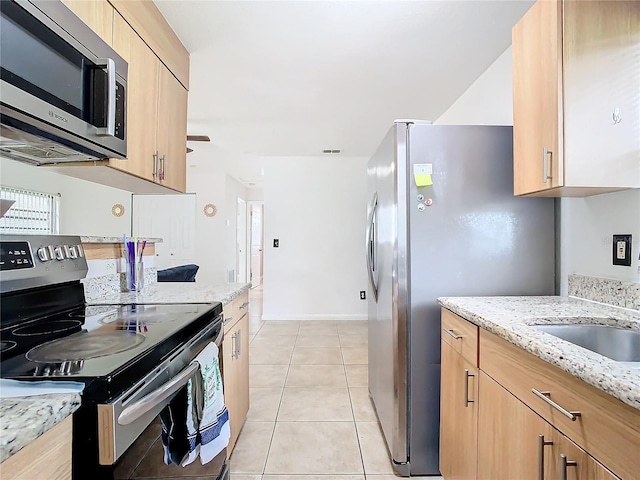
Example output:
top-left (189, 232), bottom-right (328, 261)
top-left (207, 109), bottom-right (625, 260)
top-left (96, 316), bottom-right (223, 465)
top-left (0, 0), bottom-right (127, 159)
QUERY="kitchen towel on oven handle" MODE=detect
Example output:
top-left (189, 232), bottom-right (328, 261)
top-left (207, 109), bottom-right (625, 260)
top-left (182, 341), bottom-right (230, 466)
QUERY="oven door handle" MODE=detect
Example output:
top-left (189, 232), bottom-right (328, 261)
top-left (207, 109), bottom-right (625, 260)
top-left (117, 325), bottom-right (222, 426)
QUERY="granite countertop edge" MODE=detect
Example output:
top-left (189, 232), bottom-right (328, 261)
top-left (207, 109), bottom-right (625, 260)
top-left (88, 282), bottom-right (251, 307)
top-left (80, 236), bottom-right (163, 244)
top-left (0, 393), bottom-right (81, 463)
top-left (437, 296), bottom-right (640, 411)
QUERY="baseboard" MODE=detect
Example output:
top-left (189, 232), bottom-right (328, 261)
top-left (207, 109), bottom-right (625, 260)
top-left (261, 314), bottom-right (368, 321)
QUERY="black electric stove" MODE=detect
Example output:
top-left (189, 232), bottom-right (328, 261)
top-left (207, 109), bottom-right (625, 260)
top-left (0, 234), bottom-right (227, 480)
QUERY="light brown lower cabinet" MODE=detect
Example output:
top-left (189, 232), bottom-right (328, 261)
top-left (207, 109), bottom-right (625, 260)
top-left (440, 339), bottom-right (478, 480)
top-left (440, 308), bottom-right (633, 480)
top-left (0, 416), bottom-right (72, 480)
top-left (222, 296), bottom-right (250, 456)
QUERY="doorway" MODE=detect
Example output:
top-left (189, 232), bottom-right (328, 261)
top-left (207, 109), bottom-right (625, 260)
top-left (248, 201), bottom-right (264, 287)
top-left (236, 197), bottom-right (248, 282)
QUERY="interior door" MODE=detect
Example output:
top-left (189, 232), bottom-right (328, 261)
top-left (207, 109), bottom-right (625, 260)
top-left (249, 203), bottom-right (263, 287)
top-left (236, 197), bottom-right (247, 282)
top-left (132, 194), bottom-right (195, 270)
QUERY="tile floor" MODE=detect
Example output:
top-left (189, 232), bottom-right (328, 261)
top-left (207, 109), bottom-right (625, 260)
top-left (231, 286), bottom-right (440, 480)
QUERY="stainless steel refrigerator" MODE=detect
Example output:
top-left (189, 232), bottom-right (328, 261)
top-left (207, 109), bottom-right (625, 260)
top-left (366, 121), bottom-right (555, 476)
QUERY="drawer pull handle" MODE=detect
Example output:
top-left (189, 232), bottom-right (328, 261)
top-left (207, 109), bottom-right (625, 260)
top-left (239, 301), bottom-right (249, 310)
top-left (538, 434), bottom-right (553, 480)
top-left (464, 369), bottom-right (475, 407)
top-left (443, 328), bottom-right (462, 340)
top-left (531, 389), bottom-right (581, 421)
top-left (560, 454), bottom-right (577, 480)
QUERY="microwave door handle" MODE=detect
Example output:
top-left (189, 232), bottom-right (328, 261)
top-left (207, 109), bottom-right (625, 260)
top-left (95, 58), bottom-right (116, 137)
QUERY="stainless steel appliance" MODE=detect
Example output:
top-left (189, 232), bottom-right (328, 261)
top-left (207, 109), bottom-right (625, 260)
top-left (0, 234), bottom-right (228, 480)
top-left (366, 122), bottom-right (555, 476)
top-left (0, 0), bottom-right (127, 164)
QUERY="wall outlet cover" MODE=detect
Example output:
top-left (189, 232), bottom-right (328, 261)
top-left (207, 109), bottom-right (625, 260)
top-left (273, 239), bottom-right (279, 248)
top-left (612, 234), bottom-right (632, 266)
top-left (360, 290), bottom-right (366, 300)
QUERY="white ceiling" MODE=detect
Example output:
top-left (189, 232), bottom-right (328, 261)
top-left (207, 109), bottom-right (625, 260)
top-left (154, 0), bottom-right (533, 185)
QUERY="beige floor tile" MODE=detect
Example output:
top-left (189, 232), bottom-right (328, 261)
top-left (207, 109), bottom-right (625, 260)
top-left (298, 322), bottom-right (339, 335)
top-left (250, 344), bottom-right (294, 365)
top-left (264, 422), bottom-right (363, 474)
top-left (356, 422), bottom-right (394, 474)
top-left (286, 365), bottom-right (347, 388)
top-left (297, 334), bottom-right (341, 347)
top-left (291, 346), bottom-right (343, 365)
top-left (345, 365), bottom-right (368, 387)
top-left (342, 346), bottom-right (368, 365)
top-left (349, 387), bottom-right (377, 422)
top-left (259, 321), bottom-right (300, 335)
top-left (232, 476), bottom-right (263, 480)
top-left (264, 476), bottom-right (364, 480)
top-left (299, 320), bottom-right (337, 327)
top-left (229, 422), bottom-right (275, 474)
top-left (339, 334), bottom-right (368, 347)
top-left (338, 325), bottom-right (368, 336)
top-left (251, 335), bottom-right (298, 349)
top-left (247, 388), bottom-right (283, 422)
top-left (278, 387), bottom-right (353, 421)
top-left (250, 365), bottom-right (289, 388)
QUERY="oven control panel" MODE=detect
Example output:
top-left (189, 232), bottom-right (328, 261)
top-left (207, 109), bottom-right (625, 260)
top-left (0, 242), bottom-right (34, 271)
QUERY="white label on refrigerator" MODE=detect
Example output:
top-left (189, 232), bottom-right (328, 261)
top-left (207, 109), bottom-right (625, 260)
top-left (414, 164), bottom-right (433, 175)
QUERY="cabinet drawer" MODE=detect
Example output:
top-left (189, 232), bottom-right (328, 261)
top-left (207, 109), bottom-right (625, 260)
top-left (441, 308), bottom-right (478, 366)
top-left (224, 290), bottom-right (249, 333)
top-left (480, 330), bottom-right (639, 480)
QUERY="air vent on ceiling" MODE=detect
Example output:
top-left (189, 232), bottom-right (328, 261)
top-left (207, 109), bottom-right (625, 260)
top-left (322, 149), bottom-right (341, 154)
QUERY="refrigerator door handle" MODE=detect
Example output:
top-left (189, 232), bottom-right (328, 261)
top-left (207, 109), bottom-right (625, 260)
top-left (366, 192), bottom-right (378, 302)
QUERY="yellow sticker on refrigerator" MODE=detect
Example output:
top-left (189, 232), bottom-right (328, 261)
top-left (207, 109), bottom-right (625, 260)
top-left (413, 163), bottom-right (433, 187)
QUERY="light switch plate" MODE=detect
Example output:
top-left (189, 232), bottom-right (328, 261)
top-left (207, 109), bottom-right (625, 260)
top-left (612, 234), bottom-right (632, 266)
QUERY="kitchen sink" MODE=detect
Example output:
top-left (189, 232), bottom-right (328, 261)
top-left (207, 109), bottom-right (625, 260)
top-left (533, 324), bottom-right (640, 363)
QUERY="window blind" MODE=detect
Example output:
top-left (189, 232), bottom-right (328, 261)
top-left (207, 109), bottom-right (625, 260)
top-left (0, 186), bottom-right (60, 234)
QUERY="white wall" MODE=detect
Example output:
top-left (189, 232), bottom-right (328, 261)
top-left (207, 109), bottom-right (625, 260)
top-left (435, 46), bottom-right (640, 293)
top-left (0, 158), bottom-right (132, 236)
top-left (187, 171), bottom-right (248, 284)
top-left (262, 156), bottom-right (369, 320)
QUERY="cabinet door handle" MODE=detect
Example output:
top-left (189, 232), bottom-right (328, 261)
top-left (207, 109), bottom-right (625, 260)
top-left (153, 152), bottom-right (159, 178)
top-left (560, 454), bottom-right (577, 480)
top-left (531, 389), bottom-right (581, 421)
top-left (443, 328), bottom-right (462, 340)
top-left (538, 434), bottom-right (553, 480)
top-left (161, 155), bottom-right (167, 181)
top-left (464, 369), bottom-right (474, 407)
top-left (542, 147), bottom-right (553, 183)
top-left (239, 301), bottom-right (249, 310)
top-left (236, 329), bottom-right (241, 358)
top-left (231, 332), bottom-right (238, 359)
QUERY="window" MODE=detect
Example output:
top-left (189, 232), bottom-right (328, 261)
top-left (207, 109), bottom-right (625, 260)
top-left (0, 186), bottom-right (60, 234)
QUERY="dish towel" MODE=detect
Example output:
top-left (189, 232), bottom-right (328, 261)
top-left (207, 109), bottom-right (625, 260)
top-left (182, 341), bottom-right (230, 466)
top-left (159, 386), bottom-right (190, 466)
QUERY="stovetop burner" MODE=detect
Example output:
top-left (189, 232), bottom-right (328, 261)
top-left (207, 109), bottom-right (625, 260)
top-left (26, 331), bottom-right (146, 362)
top-left (13, 320), bottom-right (82, 337)
top-left (99, 310), bottom-right (170, 325)
top-left (0, 341), bottom-right (16, 353)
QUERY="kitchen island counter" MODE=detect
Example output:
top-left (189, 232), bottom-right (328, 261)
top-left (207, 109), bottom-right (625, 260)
top-left (0, 393), bottom-right (81, 463)
top-left (437, 296), bottom-right (640, 410)
top-left (89, 282), bottom-right (251, 307)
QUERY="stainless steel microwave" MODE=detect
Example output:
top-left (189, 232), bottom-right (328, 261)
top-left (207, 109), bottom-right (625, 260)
top-left (0, 0), bottom-right (127, 164)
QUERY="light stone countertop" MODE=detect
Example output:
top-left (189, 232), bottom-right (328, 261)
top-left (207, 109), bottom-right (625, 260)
top-left (80, 236), bottom-right (163, 244)
top-left (87, 282), bottom-right (251, 307)
top-left (0, 393), bottom-right (81, 463)
top-left (437, 296), bottom-right (640, 411)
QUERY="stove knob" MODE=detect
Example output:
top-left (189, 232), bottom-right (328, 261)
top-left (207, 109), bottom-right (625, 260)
top-left (54, 246), bottom-right (65, 260)
top-left (68, 246), bottom-right (78, 259)
top-left (75, 244), bottom-right (85, 258)
top-left (37, 247), bottom-right (51, 262)
top-left (63, 245), bottom-right (71, 259)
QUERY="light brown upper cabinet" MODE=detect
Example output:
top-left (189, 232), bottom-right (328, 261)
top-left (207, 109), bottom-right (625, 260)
top-left (60, 0), bottom-right (114, 45)
top-left (512, 0), bottom-right (640, 197)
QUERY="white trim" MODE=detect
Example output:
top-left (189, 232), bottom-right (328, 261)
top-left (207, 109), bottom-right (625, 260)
top-left (261, 314), bottom-right (368, 321)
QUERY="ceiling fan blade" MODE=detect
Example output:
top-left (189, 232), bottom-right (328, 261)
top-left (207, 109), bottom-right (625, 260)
top-left (187, 135), bottom-right (210, 142)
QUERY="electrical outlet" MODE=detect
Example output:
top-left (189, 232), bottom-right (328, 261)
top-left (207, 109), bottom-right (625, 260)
top-left (612, 234), bottom-right (632, 266)
top-left (360, 291), bottom-right (366, 300)
top-left (273, 239), bottom-right (279, 248)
